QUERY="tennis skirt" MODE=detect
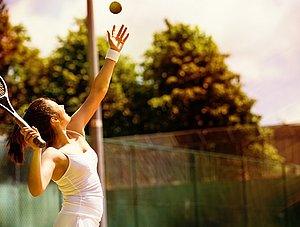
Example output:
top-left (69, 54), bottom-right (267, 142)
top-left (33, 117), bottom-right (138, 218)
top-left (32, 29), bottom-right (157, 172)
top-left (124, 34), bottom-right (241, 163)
top-left (53, 212), bottom-right (100, 227)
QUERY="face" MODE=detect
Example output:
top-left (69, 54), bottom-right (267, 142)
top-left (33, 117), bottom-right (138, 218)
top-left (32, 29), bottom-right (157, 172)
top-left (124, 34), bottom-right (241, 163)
top-left (46, 100), bottom-right (71, 128)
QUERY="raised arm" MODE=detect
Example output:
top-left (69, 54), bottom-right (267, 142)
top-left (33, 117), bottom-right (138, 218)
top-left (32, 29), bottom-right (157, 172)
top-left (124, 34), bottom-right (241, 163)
top-left (67, 25), bottom-right (129, 135)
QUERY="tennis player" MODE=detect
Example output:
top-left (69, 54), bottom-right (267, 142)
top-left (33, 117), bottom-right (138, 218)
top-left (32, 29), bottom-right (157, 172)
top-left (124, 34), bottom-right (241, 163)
top-left (7, 24), bottom-right (129, 227)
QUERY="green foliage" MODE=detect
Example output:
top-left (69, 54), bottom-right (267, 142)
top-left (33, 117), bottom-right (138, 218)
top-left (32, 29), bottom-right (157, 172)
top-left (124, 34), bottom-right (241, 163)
top-left (130, 19), bottom-right (280, 161)
top-left (243, 126), bottom-right (284, 162)
top-left (102, 55), bottom-right (139, 137)
top-left (0, 4), bottom-right (281, 161)
top-left (139, 19), bottom-right (260, 132)
top-left (44, 18), bottom-right (90, 113)
top-left (0, 0), bottom-right (45, 130)
top-left (43, 18), bottom-right (138, 137)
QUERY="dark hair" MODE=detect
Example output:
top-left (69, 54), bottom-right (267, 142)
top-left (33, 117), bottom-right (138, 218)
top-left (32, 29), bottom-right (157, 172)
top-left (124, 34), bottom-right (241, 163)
top-left (7, 98), bottom-right (58, 164)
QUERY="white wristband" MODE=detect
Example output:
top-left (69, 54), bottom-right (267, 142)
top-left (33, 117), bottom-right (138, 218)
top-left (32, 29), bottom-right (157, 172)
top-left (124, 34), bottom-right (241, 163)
top-left (105, 49), bottom-right (120, 62)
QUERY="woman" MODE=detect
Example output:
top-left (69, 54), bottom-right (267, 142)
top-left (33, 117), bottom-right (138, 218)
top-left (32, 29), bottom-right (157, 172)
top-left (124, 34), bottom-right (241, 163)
top-left (7, 24), bottom-right (129, 227)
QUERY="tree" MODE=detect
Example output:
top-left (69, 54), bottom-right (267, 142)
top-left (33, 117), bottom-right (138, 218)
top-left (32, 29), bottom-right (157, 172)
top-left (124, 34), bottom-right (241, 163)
top-left (0, 9), bottom-right (282, 161)
top-left (139, 19), bottom-right (260, 132)
top-left (44, 18), bottom-right (90, 113)
top-left (136, 20), bottom-right (281, 161)
top-left (101, 55), bottom-right (139, 137)
top-left (0, 0), bottom-right (45, 133)
top-left (45, 18), bottom-right (138, 137)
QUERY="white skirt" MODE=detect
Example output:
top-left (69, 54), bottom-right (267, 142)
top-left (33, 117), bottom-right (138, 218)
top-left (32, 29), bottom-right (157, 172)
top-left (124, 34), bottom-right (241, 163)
top-left (53, 212), bottom-right (100, 227)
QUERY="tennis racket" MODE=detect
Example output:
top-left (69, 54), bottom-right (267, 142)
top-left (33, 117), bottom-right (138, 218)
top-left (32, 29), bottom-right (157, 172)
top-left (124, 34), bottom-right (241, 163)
top-left (0, 76), bottom-right (46, 148)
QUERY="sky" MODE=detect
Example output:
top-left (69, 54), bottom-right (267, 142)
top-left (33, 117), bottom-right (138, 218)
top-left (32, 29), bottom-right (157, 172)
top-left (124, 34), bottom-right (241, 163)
top-left (4, 0), bottom-right (300, 126)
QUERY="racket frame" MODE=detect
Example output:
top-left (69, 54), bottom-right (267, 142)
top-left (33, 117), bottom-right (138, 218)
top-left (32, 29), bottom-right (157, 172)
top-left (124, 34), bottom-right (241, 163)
top-left (0, 76), bottom-right (46, 148)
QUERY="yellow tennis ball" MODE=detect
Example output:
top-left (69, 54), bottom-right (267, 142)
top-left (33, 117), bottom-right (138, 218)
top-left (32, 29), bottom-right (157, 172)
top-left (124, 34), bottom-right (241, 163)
top-left (109, 1), bottom-right (122, 14)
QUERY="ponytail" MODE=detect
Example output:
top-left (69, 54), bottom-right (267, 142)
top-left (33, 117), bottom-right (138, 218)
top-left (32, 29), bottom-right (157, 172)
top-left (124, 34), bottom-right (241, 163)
top-left (7, 124), bottom-right (26, 164)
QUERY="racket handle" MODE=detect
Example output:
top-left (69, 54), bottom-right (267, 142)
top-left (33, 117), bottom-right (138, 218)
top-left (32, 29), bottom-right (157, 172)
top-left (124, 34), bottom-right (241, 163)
top-left (33, 136), bottom-right (47, 148)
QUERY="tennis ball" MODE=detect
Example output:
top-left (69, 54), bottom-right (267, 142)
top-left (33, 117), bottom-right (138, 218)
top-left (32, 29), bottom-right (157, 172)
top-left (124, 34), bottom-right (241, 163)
top-left (109, 1), bottom-right (122, 14)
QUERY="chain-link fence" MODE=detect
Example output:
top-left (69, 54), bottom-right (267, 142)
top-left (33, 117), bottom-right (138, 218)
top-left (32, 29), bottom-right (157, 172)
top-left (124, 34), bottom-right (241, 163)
top-left (104, 139), bottom-right (300, 227)
top-left (0, 137), bottom-right (61, 227)
top-left (1, 128), bottom-right (300, 226)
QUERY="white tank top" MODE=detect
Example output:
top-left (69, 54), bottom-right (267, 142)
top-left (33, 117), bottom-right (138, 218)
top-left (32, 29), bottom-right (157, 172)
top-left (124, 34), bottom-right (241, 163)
top-left (53, 132), bottom-right (103, 221)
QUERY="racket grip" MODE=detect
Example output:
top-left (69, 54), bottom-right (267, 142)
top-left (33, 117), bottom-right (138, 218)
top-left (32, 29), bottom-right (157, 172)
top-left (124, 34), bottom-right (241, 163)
top-left (33, 136), bottom-right (46, 148)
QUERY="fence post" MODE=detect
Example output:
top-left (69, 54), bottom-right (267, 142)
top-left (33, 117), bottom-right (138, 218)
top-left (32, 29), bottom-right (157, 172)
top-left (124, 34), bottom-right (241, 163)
top-left (130, 146), bottom-right (138, 227)
top-left (282, 163), bottom-right (288, 227)
top-left (190, 152), bottom-right (199, 226)
top-left (241, 158), bottom-right (248, 227)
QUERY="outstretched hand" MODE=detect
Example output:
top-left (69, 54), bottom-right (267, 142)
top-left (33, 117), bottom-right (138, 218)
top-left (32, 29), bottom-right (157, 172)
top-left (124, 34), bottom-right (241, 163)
top-left (107, 25), bottom-right (129, 52)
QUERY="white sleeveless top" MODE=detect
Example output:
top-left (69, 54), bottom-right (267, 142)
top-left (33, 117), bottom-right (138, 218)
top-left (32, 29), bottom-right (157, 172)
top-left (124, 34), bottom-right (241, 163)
top-left (53, 131), bottom-right (104, 221)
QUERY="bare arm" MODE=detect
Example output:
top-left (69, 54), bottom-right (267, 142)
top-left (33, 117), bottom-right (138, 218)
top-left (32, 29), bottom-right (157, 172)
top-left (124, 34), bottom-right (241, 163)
top-left (22, 127), bottom-right (56, 196)
top-left (67, 25), bottom-right (129, 135)
top-left (28, 147), bottom-right (56, 196)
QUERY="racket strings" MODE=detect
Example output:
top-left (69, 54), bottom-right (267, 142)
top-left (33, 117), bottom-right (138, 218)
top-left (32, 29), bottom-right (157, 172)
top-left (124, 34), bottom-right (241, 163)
top-left (0, 81), bottom-right (5, 96)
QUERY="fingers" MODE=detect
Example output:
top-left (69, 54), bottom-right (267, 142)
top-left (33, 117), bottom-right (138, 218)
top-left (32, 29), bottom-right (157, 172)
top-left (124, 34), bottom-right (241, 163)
top-left (112, 24), bottom-right (129, 42)
top-left (116, 24), bottom-right (124, 37)
top-left (120, 27), bottom-right (128, 40)
top-left (122, 33), bottom-right (129, 43)
top-left (32, 126), bottom-right (38, 132)
top-left (108, 24), bottom-right (129, 51)
top-left (21, 127), bottom-right (40, 146)
top-left (23, 128), bottom-right (39, 141)
top-left (111, 25), bottom-right (116, 36)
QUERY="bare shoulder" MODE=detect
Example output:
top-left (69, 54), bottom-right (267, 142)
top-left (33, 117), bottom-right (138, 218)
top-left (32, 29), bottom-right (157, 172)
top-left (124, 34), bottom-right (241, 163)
top-left (42, 147), bottom-right (66, 162)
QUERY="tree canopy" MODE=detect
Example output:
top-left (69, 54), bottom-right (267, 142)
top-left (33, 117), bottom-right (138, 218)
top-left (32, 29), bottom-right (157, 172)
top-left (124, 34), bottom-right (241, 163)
top-left (0, 4), bottom-right (282, 161)
top-left (0, 0), bottom-right (45, 129)
top-left (43, 18), bottom-right (138, 137)
top-left (138, 19), bottom-right (260, 133)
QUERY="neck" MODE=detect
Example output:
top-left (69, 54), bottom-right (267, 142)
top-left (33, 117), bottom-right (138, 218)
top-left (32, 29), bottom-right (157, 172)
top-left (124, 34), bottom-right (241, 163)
top-left (51, 129), bottom-right (71, 149)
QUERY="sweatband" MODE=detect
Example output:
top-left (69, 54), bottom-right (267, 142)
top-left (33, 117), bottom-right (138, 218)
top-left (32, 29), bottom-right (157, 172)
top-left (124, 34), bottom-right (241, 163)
top-left (105, 49), bottom-right (120, 62)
